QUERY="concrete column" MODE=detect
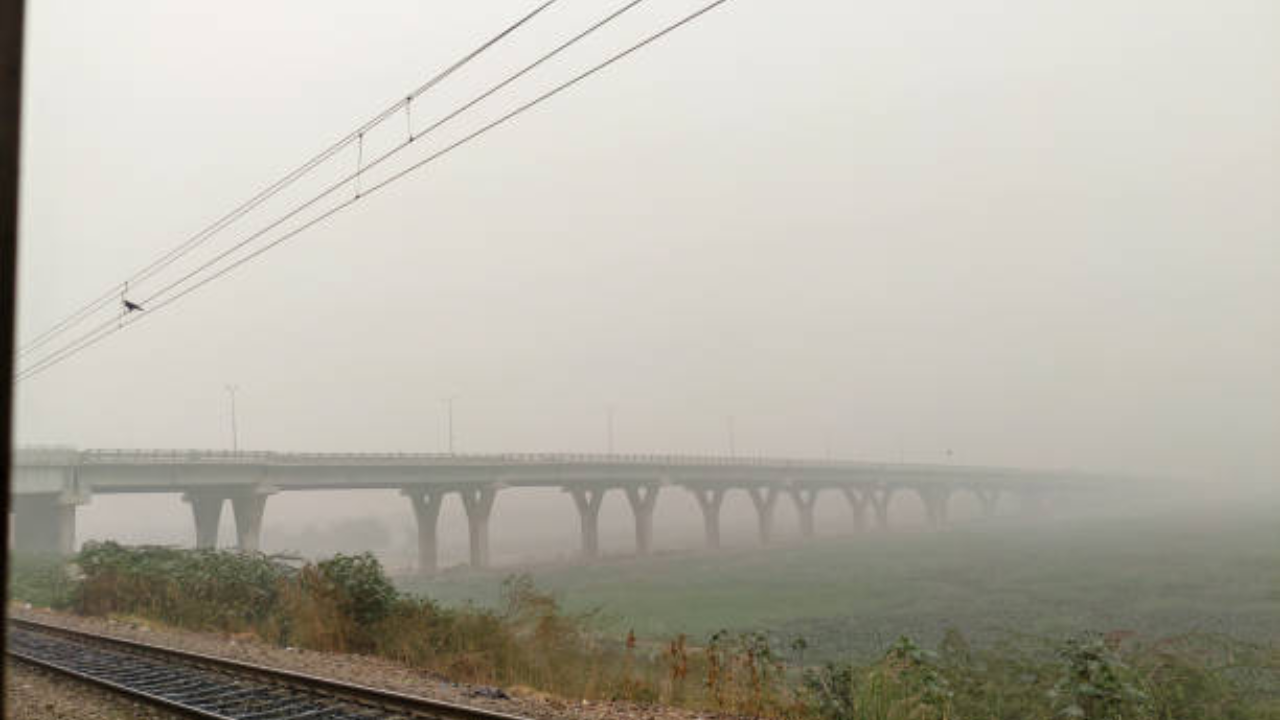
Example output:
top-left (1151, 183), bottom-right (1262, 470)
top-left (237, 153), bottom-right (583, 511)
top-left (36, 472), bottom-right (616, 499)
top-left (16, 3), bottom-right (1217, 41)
top-left (840, 486), bottom-right (869, 532)
top-left (230, 490), bottom-right (270, 552)
top-left (935, 488), bottom-right (951, 526)
top-left (1017, 488), bottom-right (1049, 516)
top-left (568, 486), bottom-right (608, 559)
top-left (868, 486), bottom-right (894, 530)
top-left (788, 486), bottom-right (821, 539)
top-left (688, 486), bottom-right (727, 549)
top-left (974, 487), bottom-right (1000, 517)
top-left (459, 485), bottom-right (498, 569)
top-left (746, 486), bottom-right (779, 544)
top-left (915, 486), bottom-right (951, 529)
top-left (11, 494), bottom-right (77, 555)
top-left (404, 488), bottom-right (446, 575)
top-left (184, 492), bottom-right (225, 549)
top-left (624, 484), bottom-right (660, 556)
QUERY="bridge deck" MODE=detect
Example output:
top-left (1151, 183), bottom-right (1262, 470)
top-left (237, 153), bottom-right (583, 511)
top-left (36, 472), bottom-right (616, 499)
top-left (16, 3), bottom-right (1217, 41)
top-left (14, 447), bottom-right (1088, 495)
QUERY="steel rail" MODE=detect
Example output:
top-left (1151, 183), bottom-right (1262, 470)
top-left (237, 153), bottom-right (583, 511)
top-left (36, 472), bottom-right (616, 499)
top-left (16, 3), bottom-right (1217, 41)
top-left (7, 617), bottom-right (533, 720)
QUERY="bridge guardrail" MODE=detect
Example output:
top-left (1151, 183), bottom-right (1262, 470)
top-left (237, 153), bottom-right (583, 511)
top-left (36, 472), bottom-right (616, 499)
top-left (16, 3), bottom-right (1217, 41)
top-left (27, 448), bottom-right (1095, 483)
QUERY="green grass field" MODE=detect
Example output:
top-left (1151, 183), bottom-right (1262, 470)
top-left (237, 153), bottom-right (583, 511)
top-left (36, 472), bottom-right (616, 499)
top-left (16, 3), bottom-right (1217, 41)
top-left (399, 500), bottom-right (1280, 661)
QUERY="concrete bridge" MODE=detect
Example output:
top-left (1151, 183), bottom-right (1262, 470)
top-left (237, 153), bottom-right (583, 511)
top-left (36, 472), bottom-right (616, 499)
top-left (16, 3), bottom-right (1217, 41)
top-left (10, 447), bottom-right (1092, 572)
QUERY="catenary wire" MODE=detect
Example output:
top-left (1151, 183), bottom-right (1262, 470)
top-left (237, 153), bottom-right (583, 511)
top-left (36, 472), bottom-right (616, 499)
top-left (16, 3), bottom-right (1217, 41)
top-left (134, 0), bottom-right (654, 311)
top-left (20, 0), bottom-right (656, 380)
top-left (16, 0), bottom-right (736, 383)
top-left (17, 0), bottom-right (558, 359)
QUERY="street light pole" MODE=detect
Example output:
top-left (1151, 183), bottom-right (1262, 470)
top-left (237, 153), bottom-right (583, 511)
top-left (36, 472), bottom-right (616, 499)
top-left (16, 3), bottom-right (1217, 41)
top-left (442, 396), bottom-right (458, 454)
top-left (606, 404), bottom-right (615, 455)
top-left (225, 385), bottom-right (239, 452)
top-left (726, 415), bottom-right (736, 458)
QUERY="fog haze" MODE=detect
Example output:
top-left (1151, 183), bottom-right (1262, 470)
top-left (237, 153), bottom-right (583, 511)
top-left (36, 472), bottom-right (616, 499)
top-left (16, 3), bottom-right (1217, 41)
top-left (13, 0), bottom-right (1279, 519)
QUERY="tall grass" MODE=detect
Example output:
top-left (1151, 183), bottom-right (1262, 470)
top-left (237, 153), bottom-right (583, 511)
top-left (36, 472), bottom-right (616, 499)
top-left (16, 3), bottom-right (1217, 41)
top-left (7, 552), bottom-right (77, 609)
top-left (10, 544), bottom-right (1280, 719)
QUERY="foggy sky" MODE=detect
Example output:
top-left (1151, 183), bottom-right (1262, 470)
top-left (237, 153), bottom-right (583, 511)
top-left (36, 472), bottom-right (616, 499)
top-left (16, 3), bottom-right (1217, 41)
top-left (13, 0), bottom-right (1279, 488)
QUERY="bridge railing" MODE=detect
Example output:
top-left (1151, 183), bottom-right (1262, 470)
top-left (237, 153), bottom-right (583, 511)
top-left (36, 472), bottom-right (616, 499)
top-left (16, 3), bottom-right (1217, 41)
top-left (9, 448), bottom-right (1115, 490)
top-left (61, 448), bottom-right (1073, 479)
top-left (79, 448), bottom-right (897, 467)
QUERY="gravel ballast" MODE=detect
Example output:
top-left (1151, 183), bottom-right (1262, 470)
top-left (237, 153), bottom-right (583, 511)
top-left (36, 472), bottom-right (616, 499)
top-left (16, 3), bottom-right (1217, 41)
top-left (5, 661), bottom-right (183, 720)
top-left (8, 607), bottom-right (726, 720)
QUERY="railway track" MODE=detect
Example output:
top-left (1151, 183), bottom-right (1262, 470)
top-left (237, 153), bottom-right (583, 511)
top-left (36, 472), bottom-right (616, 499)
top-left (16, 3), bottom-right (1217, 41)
top-left (7, 618), bottom-right (531, 720)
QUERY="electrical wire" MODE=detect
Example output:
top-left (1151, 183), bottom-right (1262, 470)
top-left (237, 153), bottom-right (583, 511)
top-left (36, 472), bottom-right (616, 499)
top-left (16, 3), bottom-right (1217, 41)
top-left (17, 0), bottom-right (559, 360)
top-left (134, 0), bottom-right (654, 312)
top-left (16, 0), bottom-right (737, 383)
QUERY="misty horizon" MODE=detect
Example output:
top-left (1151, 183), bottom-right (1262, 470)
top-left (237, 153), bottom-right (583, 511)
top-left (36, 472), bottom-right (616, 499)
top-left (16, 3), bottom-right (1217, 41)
top-left (12, 1), bottom-right (1278, 498)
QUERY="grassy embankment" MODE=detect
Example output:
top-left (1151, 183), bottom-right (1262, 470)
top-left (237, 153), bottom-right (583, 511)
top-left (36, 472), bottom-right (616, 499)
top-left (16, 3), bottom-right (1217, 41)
top-left (10, 510), bottom-right (1280, 720)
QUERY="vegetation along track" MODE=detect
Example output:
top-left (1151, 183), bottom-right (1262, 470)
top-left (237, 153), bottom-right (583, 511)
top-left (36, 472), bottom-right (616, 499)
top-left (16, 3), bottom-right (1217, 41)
top-left (7, 618), bottom-right (531, 720)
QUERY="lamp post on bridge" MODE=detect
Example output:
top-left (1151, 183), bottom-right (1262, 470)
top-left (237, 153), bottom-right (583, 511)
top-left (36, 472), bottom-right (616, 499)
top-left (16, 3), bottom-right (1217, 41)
top-left (441, 396), bottom-right (458, 455)
top-left (224, 385), bottom-right (239, 452)
top-left (726, 415), bottom-right (737, 458)
top-left (606, 404), bottom-right (616, 455)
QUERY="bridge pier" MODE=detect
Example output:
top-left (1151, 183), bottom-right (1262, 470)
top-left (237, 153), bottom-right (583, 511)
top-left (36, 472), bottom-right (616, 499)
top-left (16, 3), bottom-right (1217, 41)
top-left (230, 490), bottom-right (271, 552)
top-left (689, 487), bottom-right (726, 549)
top-left (788, 486), bottom-right (820, 539)
top-left (1017, 488), bottom-right (1049, 516)
top-left (916, 486), bottom-right (951, 528)
top-left (184, 492), bottom-right (225, 549)
top-left (568, 487), bottom-right (607, 559)
top-left (11, 493), bottom-right (78, 555)
top-left (747, 486), bottom-right (779, 544)
top-left (624, 484), bottom-right (660, 555)
top-left (184, 489), bottom-right (272, 551)
top-left (404, 488), bottom-right (445, 575)
top-left (868, 486), bottom-right (893, 529)
top-left (459, 486), bottom-right (497, 569)
top-left (974, 487), bottom-right (1000, 517)
top-left (840, 487), bottom-right (869, 532)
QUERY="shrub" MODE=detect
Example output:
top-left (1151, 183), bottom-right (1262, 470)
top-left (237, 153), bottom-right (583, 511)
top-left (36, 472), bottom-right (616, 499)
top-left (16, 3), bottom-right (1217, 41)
top-left (802, 658), bottom-right (859, 720)
top-left (37, 544), bottom-right (1280, 720)
top-left (314, 552), bottom-right (397, 626)
top-left (1050, 633), bottom-right (1148, 720)
top-left (8, 552), bottom-right (78, 609)
top-left (75, 541), bottom-right (296, 630)
top-left (802, 636), bottom-right (952, 720)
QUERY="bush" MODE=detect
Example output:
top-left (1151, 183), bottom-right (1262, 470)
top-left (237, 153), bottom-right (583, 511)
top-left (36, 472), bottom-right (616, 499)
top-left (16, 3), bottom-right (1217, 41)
top-left (75, 542), bottom-right (296, 630)
top-left (802, 658), bottom-right (858, 720)
top-left (703, 629), bottom-right (792, 715)
top-left (802, 636), bottom-right (952, 720)
top-left (7, 553), bottom-right (77, 609)
top-left (313, 553), bottom-right (397, 626)
top-left (38, 544), bottom-right (1280, 719)
top-left (1050, 634), bottom-right (1148, 720)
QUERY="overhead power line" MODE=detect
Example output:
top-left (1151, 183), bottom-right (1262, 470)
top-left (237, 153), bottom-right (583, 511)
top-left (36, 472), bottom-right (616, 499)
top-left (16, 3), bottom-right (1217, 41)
top-left (21, 0), bottom-right (649, 382)
top-left (17, 0), bottom-right (559, 360)
top-left (134, 0), bottom-right (653, 313)
top-left (16, 0), bottom-right (737, 383)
